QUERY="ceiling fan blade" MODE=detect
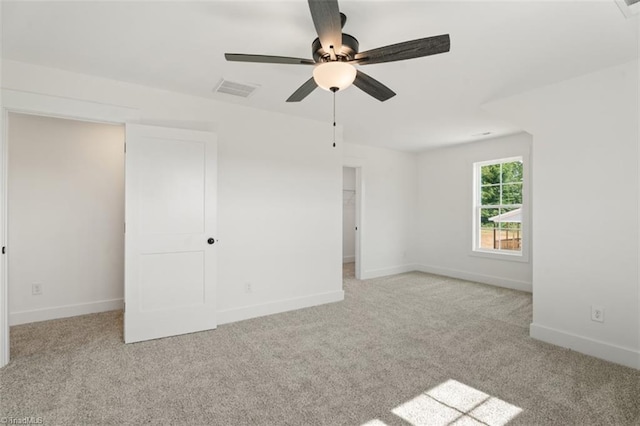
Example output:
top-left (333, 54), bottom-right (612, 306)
top-left (353, 70), bottom-right (396, 102)
top-left (355, 34), bottom-right (450, 65)
top-left (286, 77), bottom-right (318, 102)
top-left (225, 53), bottom-right (315, 65)
top-left (308, 0), bottom-right (342, 53)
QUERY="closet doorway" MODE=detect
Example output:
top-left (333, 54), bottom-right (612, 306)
top-left (342, 166), bottom-right (361, 280)
top-left (7, 113), bottom-right (126, 329)
top-left (0, 92), bottom-right (219, 367)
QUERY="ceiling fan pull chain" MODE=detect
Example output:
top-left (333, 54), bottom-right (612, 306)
top-left (332, 87), bottom-right (337, 148)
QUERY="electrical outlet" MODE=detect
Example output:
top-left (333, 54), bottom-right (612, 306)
top-left (32, 283), bottom-right (43, 296)
top-left (244, 282), bottom-right (252, 293)
top-left (591, 306), bottom-right (604, 323)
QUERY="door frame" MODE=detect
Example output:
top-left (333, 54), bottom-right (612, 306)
top-left (343, 158), bottom-right (364, 280)
top-left (0, 89), bottom-right (141, 368)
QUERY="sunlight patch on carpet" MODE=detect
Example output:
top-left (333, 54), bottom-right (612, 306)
top-left (363, 379), bottom-right (522, 426)
top-left (361, 420), bottom-right (388, 426)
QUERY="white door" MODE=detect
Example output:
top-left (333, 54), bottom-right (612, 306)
top-left (124, 124), bottom-right (217, 343)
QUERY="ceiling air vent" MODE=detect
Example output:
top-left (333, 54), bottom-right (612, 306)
top-left (214, 79), bottom-right (259, 98)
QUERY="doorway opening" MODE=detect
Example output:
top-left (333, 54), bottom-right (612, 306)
top-left (342, 166), bottom-right (361, 280)
top-left (6, 113), bottom-right (125, 350)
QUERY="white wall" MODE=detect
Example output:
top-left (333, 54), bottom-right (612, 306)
top-left (342, 167), bottom-right (356, 263)
top-left (485, 60), bottom-right (640, 369)
top-left (343, 143), bottom-right (418, 279)
top-left (215, 107), bottom-right (343, 323)
top-left (0, 0), bottom-right (8, 368)
top-left (1, 60), bottom-right (344, 328)
top-left (8, 113), bottom-right (125, 324)
top-left (416, 133), bottom-right (532, 292)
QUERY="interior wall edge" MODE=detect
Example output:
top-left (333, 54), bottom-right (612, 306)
top-left (10, 298), bottom-right (123, 326)
top-left (217, 290), bottom-right (344, 326)
top-left (416, 263), bottom-right (532, 293)
top-left (530, 322), bottom-right (640, 370)
top-left (359, 264), bottom-right (418, 280)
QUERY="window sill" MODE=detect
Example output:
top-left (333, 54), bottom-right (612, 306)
top-left (470, 249), bottom-right (529, 263)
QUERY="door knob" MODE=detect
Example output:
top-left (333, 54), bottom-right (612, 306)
top-left (207, 238), bottom-right (215, 245)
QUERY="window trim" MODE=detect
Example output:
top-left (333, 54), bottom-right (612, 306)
top-left (471, 156), bottom-right (529, 262)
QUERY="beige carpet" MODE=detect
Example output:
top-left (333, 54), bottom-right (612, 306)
top-left (1, 265), bottom-right (638, 425)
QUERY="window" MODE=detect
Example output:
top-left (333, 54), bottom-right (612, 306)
top-left (473, 157), bottom-right (523, 255)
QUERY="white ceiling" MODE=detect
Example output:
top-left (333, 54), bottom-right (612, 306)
top-left (2, 1), bottom-right (638, 151)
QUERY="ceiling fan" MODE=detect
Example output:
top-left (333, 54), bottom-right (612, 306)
top-left (225, 0), bottom-right (451, 102)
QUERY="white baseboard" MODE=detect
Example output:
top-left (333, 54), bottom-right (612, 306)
top-left (361, 264), bottom-right (418, 280)
top-left (217, 290), bottom-right (345, 325)
top-left (416, 264), bottom-right (532, 293)
top-left (343, 255), bottom-right (355, 264)
top-left (10, 298), bottom-right (124, 326)
top-left (530, 323), bottom-right (639, 370)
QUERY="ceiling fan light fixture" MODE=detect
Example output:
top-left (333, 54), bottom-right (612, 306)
top-left (313, 62), bottom-right (357, 91)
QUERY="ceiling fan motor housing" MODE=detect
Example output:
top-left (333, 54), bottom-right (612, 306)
top-left (312, 33), bottom-right (359, 62)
